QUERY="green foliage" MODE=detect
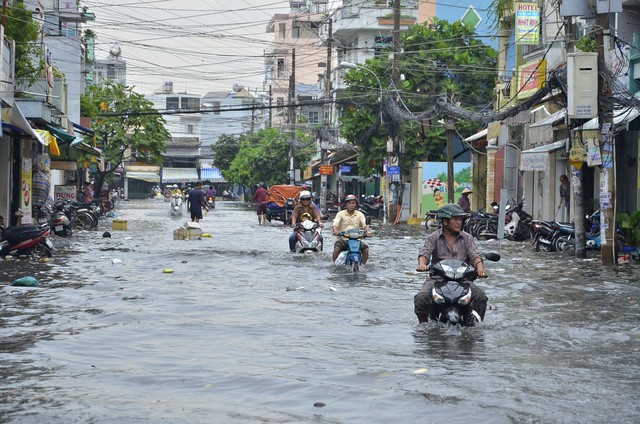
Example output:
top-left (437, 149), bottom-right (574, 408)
top-left (218, 128), bottom-right (312, 187)
top-left (6, 2), bottom-right (42, 87)
top-left (575, 36), bottom-right (597, 53)
top-left (339, 18), bottom-right (497, 177)
top-left (80, 82), bottom-right (170, 193)
top-left (618, 210), bottom-right (640, 247)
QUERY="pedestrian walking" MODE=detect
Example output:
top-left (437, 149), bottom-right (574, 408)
top-left (253, 183), bottom-right (268, 225)
top-left (187, 181), bottom-right (206, 223)
top-left (558, 174), bottom-right (570, 220)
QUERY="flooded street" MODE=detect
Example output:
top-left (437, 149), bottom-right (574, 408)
top-left (2, 199), bottom-right (640, 423)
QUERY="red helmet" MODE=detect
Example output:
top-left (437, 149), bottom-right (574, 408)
top-left (344, 194), bottom-right (358, 204)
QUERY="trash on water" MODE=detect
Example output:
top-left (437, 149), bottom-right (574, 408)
top-left (329, 286), bottom-right (337, 292)
top-left (162, 268), bottom-right (174, 273)
top-left (112, 258), bottom-right (123, 264)
top-left (11, 276), bottom-right (39, 287)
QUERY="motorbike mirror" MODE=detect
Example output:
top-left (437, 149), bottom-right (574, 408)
top-left (485, 252), bottom-right (501, 262)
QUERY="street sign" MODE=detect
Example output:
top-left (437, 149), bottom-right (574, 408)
top-left (340, 165), bottom-right (350, 173)
top-left (387, 166), bottom-right (400, 175)
top-left (319, 165), bottom-right (334, 175)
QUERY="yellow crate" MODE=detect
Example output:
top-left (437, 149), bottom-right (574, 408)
top-left (112, 219), bottom-right (128, 230)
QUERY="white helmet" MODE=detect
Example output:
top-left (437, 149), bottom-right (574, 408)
top-left (299, 190), bottom-right (312, 200)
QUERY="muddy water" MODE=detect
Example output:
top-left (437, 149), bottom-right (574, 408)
top-left (1, 199), bottom-right (639, 423)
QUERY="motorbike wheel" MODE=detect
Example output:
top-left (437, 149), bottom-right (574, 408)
top-left (63, 227), bottom-right (73, 237)
top-left (73, 213), bottom-right (94, 231)
top-left (32, 242), bottom-right (53, 258)
top-left (476, 222), bottom-right (496, 240)
top-left (554, 235), bottom-right (575, 253)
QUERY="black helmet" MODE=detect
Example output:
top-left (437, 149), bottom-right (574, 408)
top-left (344, 194), bottom-right (358, 204)
top-left (437, 203), bottom-right (466, 220)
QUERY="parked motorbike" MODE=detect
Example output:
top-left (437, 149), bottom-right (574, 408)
top-left (475, 199), bottom-right (533, 241)
top-left (425, 252), bottom-right (500, 327)
top-left (0, 215), bottom-right (53, 258)
top-left (50, 200), bottom-right (73, 237)
top-left (294, 220), bottom-right (323, 253)
top-left (338, 229), bottom-right (366, 272)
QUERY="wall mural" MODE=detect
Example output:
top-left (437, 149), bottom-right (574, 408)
top-left (421, 161), bottom-right (471, 214)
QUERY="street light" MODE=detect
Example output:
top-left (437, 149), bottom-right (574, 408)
top-left (338, 62), bottom-right (383, 102)
top-left (338, 61), bottom-right (388, 224)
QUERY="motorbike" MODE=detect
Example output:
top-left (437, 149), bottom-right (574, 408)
top-left (426, 252), bottom-right (500, 327)
top-left (338, 229), bottom-right (366, 272)
top-left (206, 195), bottom-right (215, 210)
top-left (475, 199), bottom-right (534, 241)
top-left (294, 220), bottom-right (323, 253)
top-left (50, 200), bottom-right (73, 237)
top-left (170, 194), bottom-right (183, 216)
top-left (0, 215), bottom-right (53, 258)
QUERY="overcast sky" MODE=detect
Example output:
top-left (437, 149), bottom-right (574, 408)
top-left (84, 0), bottom-right (323, 96)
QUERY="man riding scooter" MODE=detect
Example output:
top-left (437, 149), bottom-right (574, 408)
top-left (332, 194), bottom-right (371, 264)
top-left (289, 190), bottom-right (323, 252)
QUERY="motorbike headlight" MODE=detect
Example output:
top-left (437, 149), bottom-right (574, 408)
top-left (458, 288), bottom-right (472, 305)
top-left (431, 287), bottom-right (445, 304)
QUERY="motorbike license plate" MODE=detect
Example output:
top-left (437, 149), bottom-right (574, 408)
top-left (55, 225), bottom-right (63, 232)
top-left (45, 239), bottom-right (54, 248)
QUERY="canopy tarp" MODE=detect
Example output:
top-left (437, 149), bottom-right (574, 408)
top-left (266, 185), bottom-right (301, 207)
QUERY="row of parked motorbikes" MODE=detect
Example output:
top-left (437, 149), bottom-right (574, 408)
top-left (0, 196), bottom-right (118, 259)
top-left (425, 198), bottom-right (624, 253)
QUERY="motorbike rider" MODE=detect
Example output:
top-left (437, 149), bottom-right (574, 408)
top-left (414, 203), bottom-right (487, 324)
top-left (332, 194), bottom-right (371, 264)
top-left (289, 190), bottom-right (323, 252)
top-left (205, 185), bottom-right (216, 199)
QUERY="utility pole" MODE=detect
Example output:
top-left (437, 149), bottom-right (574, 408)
top-left (320, 19), bottom-right (333, 213)
top-left (390, 0), bottom-right (402, 223)
top-left (596, 11), bottom-right (616, 265)
top-left (565, 17), bottom-right (586, 259)
top-left (446, 118), bottom-right (455, 203)
top-left (289, 48), bottom-right (296, 185)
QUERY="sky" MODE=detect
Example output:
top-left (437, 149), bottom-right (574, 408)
top-left (84, 0), bottom-right (310, 96)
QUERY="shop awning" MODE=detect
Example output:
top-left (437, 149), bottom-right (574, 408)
top-left (337, 175), bottom-right (375, 182)
top-left (70, 138), bottom-right (102, 157)
top-left (45, 123), bottom-right (76, 143)
top-left (72, 121), bottom-right (95, 136)
top-left (126, 171), bottom-right (160, 183)
top-left (575, 106), bottom-right (640, 130)
top-left (199, 167), bottom-right (225, 182)
top-left (162, 167), bottom-right (199, 183)
top-left (520, 139), bottom-right (567, 171)
top-left (2, 101), bottom-right (46, 145)
top-left (529, 109), bottom-right (567, 128)
top-left (463, 128), bottom-right (488, 142)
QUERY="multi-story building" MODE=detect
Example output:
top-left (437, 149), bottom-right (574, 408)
top-left (93, 44), bottom-right (127, 86)
top-left (264, 0), bottom-right (328, 128)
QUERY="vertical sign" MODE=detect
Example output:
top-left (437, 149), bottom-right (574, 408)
top-left (516, 2), bottom-right (540, 45)
top-left (21, 159), bottom-right (33, 224)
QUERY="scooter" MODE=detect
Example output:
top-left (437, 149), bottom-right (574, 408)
top-left (206, 195), bottom-right (215, 210)
top-left (170, 194), bottom-right (183, 216)
top-left (0, 215), bottom-right (53, 258)
top-left (266, 197), bottom-right (296, 225)
top-left (294, 220), bottom-right (323, 253)
top-left (50, 200), bottom-right (73, 237)
top-left (426, 252), bottom-right (500, 327)
top-left (338, 229), bottom-right (366, 272)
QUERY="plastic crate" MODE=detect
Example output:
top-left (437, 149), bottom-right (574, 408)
top-left (112, 220), bottom-right (128, 230)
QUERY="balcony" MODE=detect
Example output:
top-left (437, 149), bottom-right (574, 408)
top-left (333, 4), bottom-right (418, 39)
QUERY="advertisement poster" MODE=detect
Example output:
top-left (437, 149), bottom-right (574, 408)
top-left (420, 161), bottom-right (471, 215)
top-left (54, 185), bottom-right (77, 201)
top-left (21, 158), bottom-right (33, 224)
top-left (515, 2), bottom-right (540, 45)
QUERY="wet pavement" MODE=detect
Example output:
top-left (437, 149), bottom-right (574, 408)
top-left (1, 199), bottom-right (639, 423)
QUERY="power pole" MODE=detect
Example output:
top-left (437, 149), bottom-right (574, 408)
top-left (320, 19), bottom-right (333, 213)
top-left (596, 11), bottom-right (616, 265)
top-left (446, 119), bottom-right (455, 203)
top-left (289, 49), bottom-right (296, 185)
top-left (390, 0), bottom-right (402, 223)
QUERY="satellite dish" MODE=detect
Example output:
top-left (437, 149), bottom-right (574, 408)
top-left (232, 83), bottom-right (244, 92)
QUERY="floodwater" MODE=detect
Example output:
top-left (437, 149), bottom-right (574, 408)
top-left (1, 199), bottom-right (639, 423)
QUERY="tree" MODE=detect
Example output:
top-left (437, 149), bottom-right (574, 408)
top-left (220, 128), bottom-right (312, 187)
top-left (80, 82), bottom-right (170, 194)
top-left (339, 18), bottom-right (497, 177)
top-left (6, 2), bottom-right (42, 87)
top-left (211, 134), bottom-right (241, 172)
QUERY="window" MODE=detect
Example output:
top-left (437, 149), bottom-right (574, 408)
top-left (181, 97), bottom-right (200, 110)
top-left (277, 58), bottom-right (286, 79)
top-left (374, 34), bottom-right (393, 57)
top-left (187, 124), bottom-right (194, 134)
top-left (292, 25), bottom-right (300, 38)
top-left (308, 111), bottom-right (320, 124)
top-left (279, 23), bottom-right (286, 38)
top-left (212, 101), bottom-right (221, 115)
top-left (276, 97), bottom-right (284, 113)
top-left (166, 97), bottom-right (179, 109)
